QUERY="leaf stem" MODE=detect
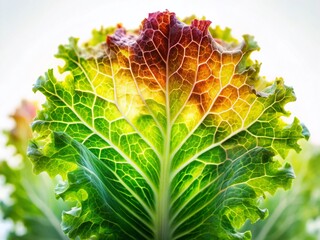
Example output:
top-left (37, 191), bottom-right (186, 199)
top-left (155, 34), bottom-right (172, 239)
top-left (156, 130), bottom-right (171, 239)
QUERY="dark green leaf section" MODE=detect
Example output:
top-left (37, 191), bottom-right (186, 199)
top-left (171, 148), bottom-right (294, 240)
top-left (29, 132), bottom-right (154, 239)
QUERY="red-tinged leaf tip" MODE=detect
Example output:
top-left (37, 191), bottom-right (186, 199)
top-left (103, 10), bottom-right (248, 117)
top-left (146, 10), bottom-right (176, 27)
top-left (107, 28), bottom-right (131, 46)
top-left (191, 19), bottom-right (212, 35)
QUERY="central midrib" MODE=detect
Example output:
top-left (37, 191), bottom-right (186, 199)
top-left (156, 117), bottom-right (171, 239)
top-left (155, 33), bottom-right (172, 240)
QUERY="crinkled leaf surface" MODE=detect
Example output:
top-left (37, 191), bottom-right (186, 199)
top-left (28, 11), bottom-right (309, 240)
top-left (244, 142), bottom-right (320, 240)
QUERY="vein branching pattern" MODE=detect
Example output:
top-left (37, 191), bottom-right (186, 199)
top-left (28, 11), bottom-right (309, 240)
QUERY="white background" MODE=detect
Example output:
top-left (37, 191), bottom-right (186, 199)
top-left (0, 0), bottom-right (320, 238)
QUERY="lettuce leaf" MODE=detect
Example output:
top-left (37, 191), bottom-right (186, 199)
top-left (243, 142), bottom-right (320, 240)
top-left (0, 101), bottom-right (67, 240)
top-left (28, 11), bottom-right (309, 239)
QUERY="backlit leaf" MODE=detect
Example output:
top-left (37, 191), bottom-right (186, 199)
top-left (28, 11), bottom-right (309, 239)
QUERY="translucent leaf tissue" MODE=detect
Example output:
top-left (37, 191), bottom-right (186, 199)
top-left (28, 11), bottom-right (309, 240)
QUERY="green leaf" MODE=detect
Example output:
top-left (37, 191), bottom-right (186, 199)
top-left (28, 11), bottom-right (309, 239)
top-left (243, 142), bottom-right (320, 240)
top-left (0, 101), bottom-right (68, 240)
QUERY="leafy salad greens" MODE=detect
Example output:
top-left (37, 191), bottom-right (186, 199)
top-left (28, 11), bottom-right (309, 239)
